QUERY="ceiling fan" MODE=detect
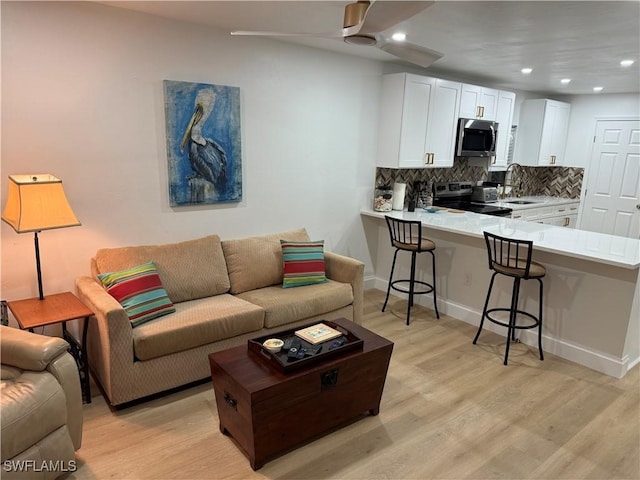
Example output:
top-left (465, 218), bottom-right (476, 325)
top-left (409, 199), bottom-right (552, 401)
top-left (231, 1), bottom-right (443, 68)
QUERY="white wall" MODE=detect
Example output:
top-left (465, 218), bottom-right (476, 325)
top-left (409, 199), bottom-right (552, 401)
top-left (0, 2), bottom-right (383, 304)
top-left (562, 93), bottom-right (640, 167)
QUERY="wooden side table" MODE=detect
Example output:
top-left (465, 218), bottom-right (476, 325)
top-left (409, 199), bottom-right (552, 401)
top-left (7, 291), bottom-right (94, 404)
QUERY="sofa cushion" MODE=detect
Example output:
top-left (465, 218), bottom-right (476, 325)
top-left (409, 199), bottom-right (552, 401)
top-left (132, 294), bottom-right (264, 361)
top-left (222, 228), bottom-right (310, 294)
top-left (94, 235), bottom-right (230, 303)
top-left (281, 240), bottom-right (328, 288)
top-left (98, 261), bottom-right (176, 328)
top-left (237, 280), bottom-right (353, 329)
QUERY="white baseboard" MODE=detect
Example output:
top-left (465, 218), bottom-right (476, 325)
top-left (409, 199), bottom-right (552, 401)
top-left (368, 280), bottom-right (635, 379)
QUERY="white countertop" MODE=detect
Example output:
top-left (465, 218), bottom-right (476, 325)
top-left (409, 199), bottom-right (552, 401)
top-left (495, 196), bottom-right (580, 211)
top-left (361, 207), bottom-right (640, 269)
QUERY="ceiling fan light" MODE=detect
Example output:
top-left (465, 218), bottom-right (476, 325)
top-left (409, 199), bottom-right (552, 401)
top-left (593, 86), bottom-right (604, 92)
top-left (620, 59), bottom-right (634, 67)
top-left (561, 78), bottom-right (571, 84)
top-left (344, 34), bottom-right (377, 46)
top-left (521, 68), bottom-right (533, 75)
top-left (391, 32), bottom-right (406, 42)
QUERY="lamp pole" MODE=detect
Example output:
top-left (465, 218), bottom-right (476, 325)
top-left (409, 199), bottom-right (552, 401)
top-left (34, 231), bottom-right (44, 300)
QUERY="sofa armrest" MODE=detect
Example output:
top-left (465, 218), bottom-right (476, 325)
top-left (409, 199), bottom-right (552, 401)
top-left (324, 251), bottom-right (364, 325)
top-left (75, 276), bottom-right (134, 402)
top-left (0, 326), bottom-right (83, 450)
top-left (0, 326), bottom-right (69, 371)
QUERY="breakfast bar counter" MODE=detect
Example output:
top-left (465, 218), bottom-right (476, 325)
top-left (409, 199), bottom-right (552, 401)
top-left (360, 207), bottom-right (640, 378)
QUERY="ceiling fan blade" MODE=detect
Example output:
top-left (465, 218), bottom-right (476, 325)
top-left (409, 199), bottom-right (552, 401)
top-left (378, 40), bottom-right (443, 68)
top-left (360, 1), bottom-right (435, 35)
top-left (231, 30), bottom-right (342, 38)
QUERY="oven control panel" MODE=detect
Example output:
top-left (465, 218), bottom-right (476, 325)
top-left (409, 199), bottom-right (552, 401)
top-left (433, 182), bottom-right (474, 197)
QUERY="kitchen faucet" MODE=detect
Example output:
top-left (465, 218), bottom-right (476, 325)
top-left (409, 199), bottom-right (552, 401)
top-left (500, 162), bottom-right (522, 199)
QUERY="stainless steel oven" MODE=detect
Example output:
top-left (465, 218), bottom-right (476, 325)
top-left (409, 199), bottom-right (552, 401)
top-left (433, 182), bottom-right (512, 217)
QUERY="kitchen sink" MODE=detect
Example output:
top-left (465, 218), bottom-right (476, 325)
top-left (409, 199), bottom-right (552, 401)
top-left (505, 200), bottom-right (538, 205)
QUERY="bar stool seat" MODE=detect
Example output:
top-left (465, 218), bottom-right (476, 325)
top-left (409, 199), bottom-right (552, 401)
top-left (382, 216), bottom-right (439, 325)
top-left (473, 231), bottom-right (546, 365)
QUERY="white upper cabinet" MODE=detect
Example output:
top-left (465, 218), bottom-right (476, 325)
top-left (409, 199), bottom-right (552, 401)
top-left (514, 99), bottom-right (571, 166)
top-left (491, 91), bottom-right (516, 169)
top-left (377, 73), bottom-right (461, 168)
top-left (459, 84), bottom-right (499, 121)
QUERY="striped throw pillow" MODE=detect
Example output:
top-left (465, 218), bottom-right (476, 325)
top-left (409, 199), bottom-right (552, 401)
top-left (281, 240), bottom-right (328, 289)
top-left (98, 261), bottom-right (176, 327)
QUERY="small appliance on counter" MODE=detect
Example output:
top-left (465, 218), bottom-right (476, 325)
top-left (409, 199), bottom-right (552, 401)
top-left (414, 180), bottom-right (433, 209)
top-left (433, 181), bottom-right (512, 217)
top-left (470, 185), bottom-right (499, 203)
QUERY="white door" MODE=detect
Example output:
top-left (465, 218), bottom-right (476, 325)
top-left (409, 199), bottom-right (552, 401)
top-left (580, 119), bottom-right (640, 238)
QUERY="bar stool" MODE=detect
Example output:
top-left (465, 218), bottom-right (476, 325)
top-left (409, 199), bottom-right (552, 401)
top-left (382, 216), bottom-right (439, 325)
top-left (473, 231), bottom-right (545, 365)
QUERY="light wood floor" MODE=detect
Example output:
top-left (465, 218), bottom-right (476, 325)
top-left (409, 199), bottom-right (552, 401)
top-left (71, 289), bottom-right (640, 480)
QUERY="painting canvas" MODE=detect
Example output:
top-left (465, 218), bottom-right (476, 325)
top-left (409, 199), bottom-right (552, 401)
top-left (164, 80), bottom-right (242, 206)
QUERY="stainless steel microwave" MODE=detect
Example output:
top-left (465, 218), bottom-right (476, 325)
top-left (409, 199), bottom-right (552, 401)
top-left (455, 118), bottom-right (498, 157)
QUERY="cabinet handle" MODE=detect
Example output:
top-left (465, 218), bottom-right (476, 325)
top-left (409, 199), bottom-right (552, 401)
top-left (224, 391), bottom-right (237, 410)
top-left (476, 105), bottom-right (484, 118)
top-left (424, 153), bottom-right (434, 165)
top-left (550, 155), bottom-right (557, 164)
top-left (564, 217), bottom-right (570, 227)
top-left (492, 156), bottom-right (496, 164)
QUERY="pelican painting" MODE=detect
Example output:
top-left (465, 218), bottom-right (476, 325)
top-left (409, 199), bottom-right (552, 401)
top-left (164, 80), bottom-right (242, 206)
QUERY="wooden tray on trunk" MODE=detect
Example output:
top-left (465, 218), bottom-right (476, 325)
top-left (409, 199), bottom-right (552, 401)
top-left (247, 320), bottom-right (363, 374)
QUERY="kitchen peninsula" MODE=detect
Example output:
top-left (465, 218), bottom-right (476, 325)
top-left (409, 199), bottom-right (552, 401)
top-left (361, 208), bottom-right (640, 378)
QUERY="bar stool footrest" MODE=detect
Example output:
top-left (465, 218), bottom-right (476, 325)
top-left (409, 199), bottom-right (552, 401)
top-left (485, 308), bottom-right (540, 330)
top-left (390, 280), bottom-right (434, 296)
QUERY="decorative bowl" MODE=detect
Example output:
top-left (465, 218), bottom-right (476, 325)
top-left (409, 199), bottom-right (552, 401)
top-left (262, 338), bottom-right (284, 353)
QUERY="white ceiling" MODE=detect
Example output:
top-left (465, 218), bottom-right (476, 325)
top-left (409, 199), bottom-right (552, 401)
top-left (101, 0), bottom-right (640, 95)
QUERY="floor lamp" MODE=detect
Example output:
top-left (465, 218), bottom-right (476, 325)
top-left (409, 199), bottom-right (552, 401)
top-left (1, 174), bottom-right (81, 300)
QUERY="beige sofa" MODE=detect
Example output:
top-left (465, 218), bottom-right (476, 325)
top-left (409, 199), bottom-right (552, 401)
top-left (1, 326), bottom-right (83, 479)
top-left (75, 228), bottom-right (364, 407)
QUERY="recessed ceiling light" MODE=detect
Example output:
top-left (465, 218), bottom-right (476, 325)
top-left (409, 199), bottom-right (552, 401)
top-left (521, 68), bottom-right (533, 74)
top-left (620, 59), bottom-right (635, 67)
top-left (391, 32), bottom-right (406, 42)
top-left (561, 78), bottom-right (571, 84)
top-left (593, 86), bottom-right (604, 92)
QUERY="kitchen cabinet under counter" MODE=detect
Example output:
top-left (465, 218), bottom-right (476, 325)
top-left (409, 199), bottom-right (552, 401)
top-left (360, 207), bottom-right (640, 379)
top-left (498, 196), bottom-right (580, 228)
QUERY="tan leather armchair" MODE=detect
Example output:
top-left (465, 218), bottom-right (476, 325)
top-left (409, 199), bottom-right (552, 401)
top-left (1, 326), bottom-right (83, 479)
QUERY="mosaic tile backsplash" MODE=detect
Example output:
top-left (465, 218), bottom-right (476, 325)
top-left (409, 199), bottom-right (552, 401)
top-left (375, 159), bottom-right (584, 207)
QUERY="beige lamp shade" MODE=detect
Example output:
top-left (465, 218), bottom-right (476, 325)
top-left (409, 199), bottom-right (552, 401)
top-left (2, 174), bottom-right (81, 233)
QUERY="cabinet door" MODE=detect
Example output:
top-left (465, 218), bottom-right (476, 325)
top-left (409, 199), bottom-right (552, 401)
top-left (539, 100), bottom-right (571, 165)
top-left (479, 88), bottom-right (499, 121)
top-left (459, 84), bottom-right (482, 118)
top-left (460, 84), bottom-right (498, 120)
top-left (426, 79), bottom-right (461, 167)
top-left (549, 102), bottom-right (571, 164)
top-left (376, 73), bottom-right (435, 168)
top-left (491, 91), bottom-right (516, 168)
top-left (397, 75), bottom-right (436, 167)
top-left (515, 99), bottom-right (571, 166)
